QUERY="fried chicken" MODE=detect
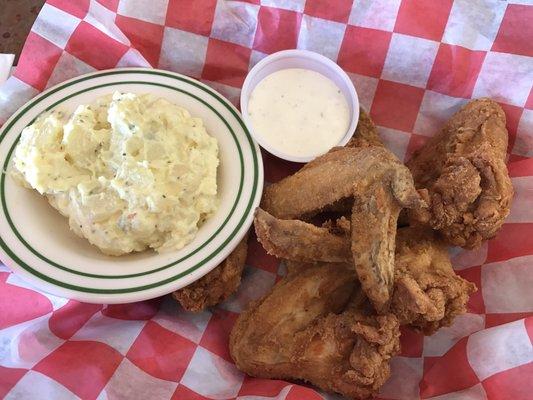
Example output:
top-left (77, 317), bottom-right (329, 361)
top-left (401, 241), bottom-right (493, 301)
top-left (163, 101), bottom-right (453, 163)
top-left (261, 146), bottom-right (425, 313)
top-left (407, 98), bottom-right (513, 248)
top-left (392, 227), bottom-right (477, 334)
top-left (255, 209), bottom-right (351, 263)
top-left (255, 208), bottom-right (351, 263)
top-left (254, 211), bottom-right (476, 334)
top-left (261, 147), bottom-right (422, 220)
top-left (230, 262), bottom-right (400, 399)
top-left (172, 235), bottom-right (249, 311)
top-left (350, 181), bottom-right (405, 313)
top-left (346, 108), bottom-right (384, 148)
top-left (294, 109), bottom-right (382, 217)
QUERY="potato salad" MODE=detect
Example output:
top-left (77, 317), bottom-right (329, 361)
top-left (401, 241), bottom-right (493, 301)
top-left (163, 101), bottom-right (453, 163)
top-left (11, 92), bottom-right (219, 255)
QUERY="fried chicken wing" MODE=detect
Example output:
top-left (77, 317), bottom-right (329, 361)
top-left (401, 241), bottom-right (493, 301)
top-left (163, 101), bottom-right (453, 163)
top-left (407, 98), bottom-right (513, 248)
top-left (293, 109), bottom-right (382, 217)
top-left (172, 235), bottom-right (248, 311)
top-left (261, 146), bottom-right (425, 313)
top-left (255, 208), bottom-right (351, 263)
top-left (254, 212), bottom-right (476, 334)
top-left (350, 182), bottom-right (402, 313)
top-left (261, 147), bottom-right (422, 220)
top-left (392, 227), bottom-right (477, 334)
top-left (230, 262), bottom-right (400, 399)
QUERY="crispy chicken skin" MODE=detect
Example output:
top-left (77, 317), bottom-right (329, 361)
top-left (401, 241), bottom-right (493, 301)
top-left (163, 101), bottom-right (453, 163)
top-left (407, 98), bottom-right (513, 249)
top-left (261, 146), bottom-right (425, 313)
top-left (229, 262), bottom-right (400, 399)
top-left (255, 209), bottom-right (351, 263)
top-left (296, 109), bottom-right (383, 217)
top-left (253, 211), bottom-right (476, 334)
top-left (350, 182), bottom-right (403, 313)
top-left (346, 108), bottom-right (384, 148)
top-left (261, 147), bottom-right (422, 220)
top-left (172, 235), bottom-right (248, 311)
top-left (254, 208), bottom-right (351, 263)
top-left (392, 227), bottom-right (476, 334)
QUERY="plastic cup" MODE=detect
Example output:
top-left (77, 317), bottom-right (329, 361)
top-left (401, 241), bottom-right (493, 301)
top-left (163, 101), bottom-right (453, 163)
top-left (240, 49), bottom-right (359, 163)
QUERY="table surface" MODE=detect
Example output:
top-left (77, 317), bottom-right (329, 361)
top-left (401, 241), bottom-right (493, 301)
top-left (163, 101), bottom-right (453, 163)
top-left (0, 0), bottom-right (45, 61)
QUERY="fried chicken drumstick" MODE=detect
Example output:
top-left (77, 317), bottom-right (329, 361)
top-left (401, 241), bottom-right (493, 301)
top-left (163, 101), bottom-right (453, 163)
top-left (407, 98), bottom-right (513, 248)
top-left (261, 146), bottom-right (425, 313)
top-left (254, 210), bottom-right (475, 334)
top-left (230, 262), bottom-right (400, 399)
top-left (172, 235), bottom-right (248, 311)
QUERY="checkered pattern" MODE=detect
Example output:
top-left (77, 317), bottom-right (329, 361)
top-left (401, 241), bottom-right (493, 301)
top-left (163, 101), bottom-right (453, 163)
top-left (1, 1), bottom-right (532, 399)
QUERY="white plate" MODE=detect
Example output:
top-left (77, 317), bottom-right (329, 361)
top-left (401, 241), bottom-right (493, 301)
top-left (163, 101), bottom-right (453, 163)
top-left (0, 68), bottom-right (263, 304)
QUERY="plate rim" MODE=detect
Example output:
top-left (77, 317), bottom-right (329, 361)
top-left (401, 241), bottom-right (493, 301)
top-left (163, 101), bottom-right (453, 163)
top-left (0, 67), bottom-right (263, 303)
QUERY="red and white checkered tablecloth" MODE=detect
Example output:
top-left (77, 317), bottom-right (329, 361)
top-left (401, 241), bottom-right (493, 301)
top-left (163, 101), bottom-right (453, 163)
top-left (1, 1), bottom-right (532, 399)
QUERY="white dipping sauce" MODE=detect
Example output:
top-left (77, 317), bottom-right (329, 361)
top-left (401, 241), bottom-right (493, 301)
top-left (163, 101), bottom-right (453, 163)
top-left (247, 68), bottom-right (350, 158)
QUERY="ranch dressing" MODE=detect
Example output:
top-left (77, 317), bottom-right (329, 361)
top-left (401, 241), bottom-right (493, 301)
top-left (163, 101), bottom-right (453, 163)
top-left (247, 68), bottom-right (350, 158)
